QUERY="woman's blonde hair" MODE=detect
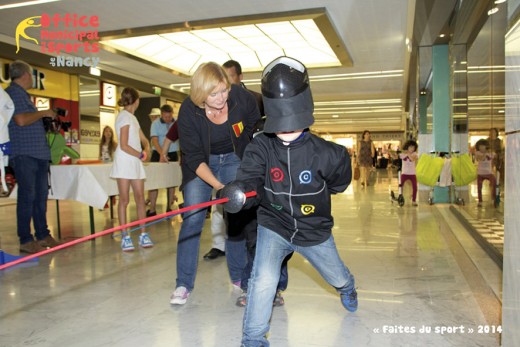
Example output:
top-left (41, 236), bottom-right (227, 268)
top-left (190, 62), bottom-right (230, 107)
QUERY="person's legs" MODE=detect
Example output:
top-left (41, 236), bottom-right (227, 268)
top-left (477, 175), bottom-right (484, 203)
top-left (147, 150), bottom-right (160, 215)
top-left (129, 178), bottom-right (153, 247)
top-left (175, 177), bottom-right (213, 291)
top-left (116, 178), bottom-right (135, 251)
top-left (401, 174), bottom-right (417, 203)
top-left (410, 175), bottom-right (418, 202)
top-left (277, 252), bottom-right (293, 291)
top-left (147, 189), bottom-right (159, 214)
top-left (298, 234), bottom-right (356, 310)
top-left (203, 196), bottom-right (226, 259)
top-left (116, 179), bottom-right (131, 229)
top-left (360, 166), bottom-right (368, 187)
top-left (130, 179), bottom-right (146, 230)
top-left (226, 237), bottom-right (247, 285)
top-left (211, 204), bottom-right (226, 251)
top-left (166, 187), bottom-right (177, 211)
top-left (213, 153), bottom-right (248, 284)
top-left (241, 207), bottom-right (259, 293)
top-left (242, 225), bottom-right (293, 346)
top-left (487, 174), bottom-right (496, 201)
top-left (31, 158), bottom-right (51, 241)
top-left (11, 156), bottom-right (39, 245)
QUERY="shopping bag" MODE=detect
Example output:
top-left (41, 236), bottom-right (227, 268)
top-left (416, 154), bottom-right (444, 187)
top-left (451, 153), bottom-right (477, 186)
top-left (353, 166), bottom-right (360, 180)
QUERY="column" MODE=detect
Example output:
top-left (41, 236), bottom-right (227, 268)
top-left (432, 44), bottom-right (451, 203)
top-left (502, 21), bottom-right (520, 346)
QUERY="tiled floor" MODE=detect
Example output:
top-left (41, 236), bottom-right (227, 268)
top-left (0, 171), bottom-right (502, 347)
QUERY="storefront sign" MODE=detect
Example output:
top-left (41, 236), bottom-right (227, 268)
top-left (1, 59), bottom-right (79, 100)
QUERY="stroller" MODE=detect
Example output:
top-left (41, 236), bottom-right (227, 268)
top-left (390, 157), bottom-right (404, 206)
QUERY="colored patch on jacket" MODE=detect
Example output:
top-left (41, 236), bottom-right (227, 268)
top-left (301, 204), bottom-right (315, 215)
top-left (299, 170), bottom-right (312, 184)
top-left (270, 168), bottom-right (284, 182)
top-left (232, 121), bottom-right (244, 137)
top-left (271, 203), bottom-right (283, 210)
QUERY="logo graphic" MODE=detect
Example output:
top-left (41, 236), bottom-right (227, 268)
top-left (16, 16), bottom-right (41, 53)
top-left (299, 170), bottom-right (312, 184)
top-left (270, 168), bottom-right (284, 182)
top-left (15, 13), bottom-right (101, 68)
top-left (270, 203), bottom-right (283, 211)
top-left (301, 205), bottom-right (315, 215)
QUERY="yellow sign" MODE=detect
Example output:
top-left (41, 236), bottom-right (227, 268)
top-left (1, 59), bottom-right (79, 101)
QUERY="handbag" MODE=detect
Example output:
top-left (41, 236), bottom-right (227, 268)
top-left (353, 166), bottom-right (360, 180)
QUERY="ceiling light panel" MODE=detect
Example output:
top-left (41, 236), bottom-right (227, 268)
top-left (101, 11), bottom-right (347, 76)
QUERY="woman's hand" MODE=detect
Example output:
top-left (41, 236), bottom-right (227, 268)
top-left (160, 153), bottom-right (169, 163)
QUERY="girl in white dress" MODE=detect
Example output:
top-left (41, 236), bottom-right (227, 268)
top-left (110, 87), bottom-right (153, 251)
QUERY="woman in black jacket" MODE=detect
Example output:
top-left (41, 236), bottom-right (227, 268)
top-left (170, 62), bottom-right (260, 305)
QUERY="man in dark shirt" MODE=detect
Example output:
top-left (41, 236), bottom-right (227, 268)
top-left (6, 60), bottom-right (61, 254)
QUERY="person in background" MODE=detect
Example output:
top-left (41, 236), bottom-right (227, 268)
top-left (357, 130), bottom-right (375, 188)
top-left (146, 105), bottom-right (179, 216)
top-left (6, 60), bottom-right (61, 254)
top-left (148, 107), bottom-right (160, 123)
top-left (217, 56), bottom-right (357, 346)
top-left (99, 125), bottom-right (117, 162)
top-left (110, 87), bottom-right (153, 252)
top-left (475, 138), bottom-right (496, 208)
top-left (170, 62), bottom-right (260, 305)
top-left (399, 140), bottom-right (419, 206)
top-left (487, 128), bottom-right (503, 184)
top-left (145, 108), bottom-right (161, 206)
top-left (99, 125), bottom-right (117, 209)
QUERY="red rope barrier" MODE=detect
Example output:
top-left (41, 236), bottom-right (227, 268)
top-left (0, 191), bottom-right (256, 271)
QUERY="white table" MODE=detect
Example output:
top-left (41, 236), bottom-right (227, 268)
top-left (11, 162), bottom-right (181, 235)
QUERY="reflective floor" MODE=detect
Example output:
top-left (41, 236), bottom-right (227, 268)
top-left (0, 171), bottom-right (502, 347)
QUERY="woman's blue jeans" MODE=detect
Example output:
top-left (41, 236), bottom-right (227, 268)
top-left (241, 225), bottom-right (355, 347)
top-left (176, 153), bottom-right (247, 291)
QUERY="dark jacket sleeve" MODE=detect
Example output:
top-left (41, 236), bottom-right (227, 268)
top-left (178, 100), bottom-right (206, 174)
top-left (165, 121), bottom-right (178, 142)
top-left (325, 143), bottom-right (352, 194)
top-left (239, 86), bottom-right (261, 141)
top-left (236, 136), bottom-right (267, 208)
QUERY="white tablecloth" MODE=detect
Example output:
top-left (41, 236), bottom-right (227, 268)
top-left (11, 162), bottom-right (181, 209)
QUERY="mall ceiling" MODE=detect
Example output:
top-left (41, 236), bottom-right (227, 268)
top-left (0, 0), bottom-right (504, 135)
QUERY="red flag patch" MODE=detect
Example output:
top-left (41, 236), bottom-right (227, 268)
top-left (232, 121), bottom-right (244, 137)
